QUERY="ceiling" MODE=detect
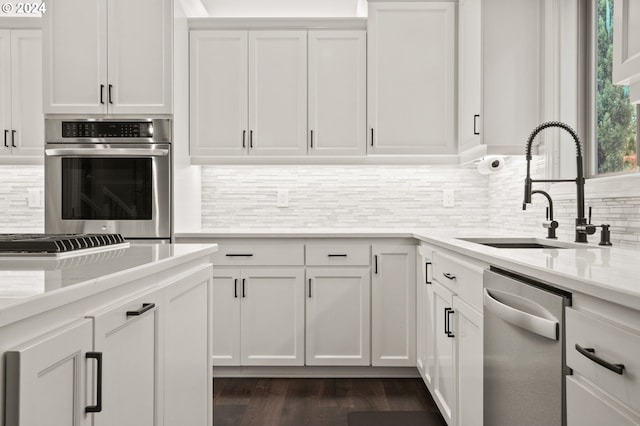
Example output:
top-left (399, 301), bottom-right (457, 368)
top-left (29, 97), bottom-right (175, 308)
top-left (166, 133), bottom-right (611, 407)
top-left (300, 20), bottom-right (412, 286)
top-left (199, 0), bottom-right (367, 17)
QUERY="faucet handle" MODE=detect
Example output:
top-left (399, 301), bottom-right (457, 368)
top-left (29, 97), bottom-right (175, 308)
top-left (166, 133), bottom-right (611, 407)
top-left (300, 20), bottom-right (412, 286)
top-left (588, 206), bottom-right (592, 224)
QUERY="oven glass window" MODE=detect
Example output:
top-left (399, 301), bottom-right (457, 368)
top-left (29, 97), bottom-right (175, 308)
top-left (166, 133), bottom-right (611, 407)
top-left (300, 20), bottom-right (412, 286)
top-left (62, 158), bottom-right (153, 220)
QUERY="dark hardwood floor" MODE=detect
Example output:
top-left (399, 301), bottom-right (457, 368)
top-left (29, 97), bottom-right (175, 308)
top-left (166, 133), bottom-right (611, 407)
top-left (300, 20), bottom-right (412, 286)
top-left (213, 378), bottom-right (443, 426)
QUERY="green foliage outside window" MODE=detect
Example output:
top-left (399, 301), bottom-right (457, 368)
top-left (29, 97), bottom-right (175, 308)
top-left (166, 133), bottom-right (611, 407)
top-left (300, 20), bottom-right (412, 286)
top-left (596, 0), bottom-right (637, 174)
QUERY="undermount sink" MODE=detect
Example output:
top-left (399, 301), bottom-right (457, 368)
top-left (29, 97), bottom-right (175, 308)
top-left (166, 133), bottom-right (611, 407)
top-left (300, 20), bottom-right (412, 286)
top-left (456, 237), bottom-right (596, 249)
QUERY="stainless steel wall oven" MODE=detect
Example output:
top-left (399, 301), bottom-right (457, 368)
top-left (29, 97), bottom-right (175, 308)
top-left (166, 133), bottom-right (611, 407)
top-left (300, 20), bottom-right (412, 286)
top-left (45, 118), bottom-right (172, 240)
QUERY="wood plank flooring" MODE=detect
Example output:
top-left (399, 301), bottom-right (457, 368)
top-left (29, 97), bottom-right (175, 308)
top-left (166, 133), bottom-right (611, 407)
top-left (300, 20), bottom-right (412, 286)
top-left (213, 378), bottom-right (444, 426)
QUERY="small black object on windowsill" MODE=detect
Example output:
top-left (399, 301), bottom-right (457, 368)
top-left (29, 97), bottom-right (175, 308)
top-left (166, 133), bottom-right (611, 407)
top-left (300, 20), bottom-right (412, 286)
top-left (598, 224), bottom-right (613, 246)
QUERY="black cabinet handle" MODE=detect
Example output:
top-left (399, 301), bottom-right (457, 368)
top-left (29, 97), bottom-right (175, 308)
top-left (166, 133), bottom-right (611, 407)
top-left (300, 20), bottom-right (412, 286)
top-left (575, 344), bottom-right (625, 375)
top-left (4, 129), bottom-right (8, 148)
top-left (108, 84), bottom-right (113, 104)
top-left (473, 114), bottom-right (480, 135)
top-left (126, 303), bottom-right (155, 317)
top-left (425, 261), bottom-right (432, 284)
top-left (443, 272), bottom-right (456, 280)
top-left (444, 307), bottom-right (455, 337)
top-left (328, 254), bottom-right (347, 257)
top-left (370, 128), bottom-right (374, 146)
top-left (225, 254), bottom-right (254, 257)
top-left (249, 130), bottom-right (253, 148)
top-left (374, 255), bottom-right (378, 274)
top-left (310, 130), bottom-right (314, 148)
top-left (308, 278), bottom-right (312, 298)
top-left (242, 278), bottom-right (246, 298)
top-left (242, 130), bottom-right (246, 148)
top-left (85, 352), bottom-right (103, 413)
top-left (100, 84), bottom-right (105, 104)
top-left (11, 130), bottom-right (16, 147)
top-left (234, 278), bottom-right (238, 298)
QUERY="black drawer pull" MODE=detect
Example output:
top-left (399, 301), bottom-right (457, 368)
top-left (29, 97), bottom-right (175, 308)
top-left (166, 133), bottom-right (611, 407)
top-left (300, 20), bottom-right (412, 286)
top-left (575, 344), bottom-right (625, 375)
top-left (328, 254), bottom-right (347, 257)
top-left (473, 114), bottom-right (480, 135)
top-left (234, 278), bottom-right (238, 298)
top-left (425, 261), bottom-right (432, 284)
top-left (308, 278), bottom-right (312, 298)
top-left (374, 255), bottom-right (378, 274)
top-left (85, 352), bottom-right (103, 413)
top-left (442, 272), bottom-right (456, 280)
top-left (126, 303), bottom-right (155, 317)
top-left (11, 130), bottom-right (16, 147)
top-left (225, 254), bottom-right (254, 257)
top-left (242, 278), bottom-right (246, 298)
top-left (444, 307), bottom-right (455, 338)
top-left (3, 130), bottom-right (8, 148)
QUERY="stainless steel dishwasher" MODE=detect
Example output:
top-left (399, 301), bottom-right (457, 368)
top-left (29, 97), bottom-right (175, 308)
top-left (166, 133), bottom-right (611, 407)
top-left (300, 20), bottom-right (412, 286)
top-left (484, 267), bottom-right (571, 426)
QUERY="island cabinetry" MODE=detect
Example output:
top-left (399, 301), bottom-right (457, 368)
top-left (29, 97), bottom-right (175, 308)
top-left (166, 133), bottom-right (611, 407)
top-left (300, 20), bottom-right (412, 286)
top-left (305, 243), bottom-right (370, 366)
top-left (371, 243), bottom-right (416, 366)
top-left (212, 243), bottom-right (305, 366)
top-left (566, 298), bottom-right (640, 425)
top-left (416, 244), bottom-right (437, 392)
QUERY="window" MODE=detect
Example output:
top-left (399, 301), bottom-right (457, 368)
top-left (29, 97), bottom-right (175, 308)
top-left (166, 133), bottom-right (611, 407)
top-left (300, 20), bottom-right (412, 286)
top-left (593, 0), bottom-right (639, 176)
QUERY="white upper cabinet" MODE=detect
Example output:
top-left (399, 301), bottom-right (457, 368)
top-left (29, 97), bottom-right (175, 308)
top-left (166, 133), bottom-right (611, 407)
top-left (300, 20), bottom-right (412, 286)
top-left (613, 0), bottom-right (640, 103)
top-left (190, 31), bottom-right (248, 156)
top-left (308, 30), bottom-right (366, 156)
top-left (0, 29), bottom-right (43, 159)
top-left (458, 0), bottom-right (482, 152)
top-left (367, 2), bottom-right (455, 155)
top-left (43, 0), bottom-right (172, 114)
top-left (248, 31), bottom-right (307, 156)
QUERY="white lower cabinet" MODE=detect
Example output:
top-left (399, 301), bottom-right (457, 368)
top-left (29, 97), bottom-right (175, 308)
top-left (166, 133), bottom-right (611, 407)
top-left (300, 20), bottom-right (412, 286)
top-left (306, 267), bottom-right (370, 366)
top-left (567, 376), bottom-right (640, 426)
top-left (371, 244), bottom-right (416, 367)
top-left (212, 267), bottom-right (305, 366)
top-left (417, 244), bottom-right (436, 389)
top-left (5, 320), bottom-right (94, 426)
top-left (432, 280), bottom-right (456, 425)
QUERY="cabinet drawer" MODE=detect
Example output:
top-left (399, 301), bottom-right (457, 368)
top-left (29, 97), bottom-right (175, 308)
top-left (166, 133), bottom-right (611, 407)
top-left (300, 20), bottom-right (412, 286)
top-left (306, 244), bottom-right (370, 266)
top-left (566, 308), bottom-right (640, 414)
top-left (432, 251), bottom-right (485, 311)
top-left (211, 244), bottom-right (304, 266)
top-left (567, 376), bottom-right (640, 426)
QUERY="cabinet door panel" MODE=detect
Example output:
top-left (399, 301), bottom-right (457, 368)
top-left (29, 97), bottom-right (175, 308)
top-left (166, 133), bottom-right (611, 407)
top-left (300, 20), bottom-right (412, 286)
top-left (432, 280), bottom-right (455, 425)
top-left (368, 3), bottom-right (455, 154)
top-left (417, 248), bottom-right (436, 390)
top-left (306, 267), bottom-right (370, 366)
top-left (308, 31), bottom-right (366, 156)
top-left (0, 30), bottom-right (10, 158)
top-left (613, 0), bottom-right (640, 85)
top-left (458, 0), bottom-right (482, 151)
top-left (212, 268), bottom-right (241, 365)
top-left (567, 376), bottom-right (640, 426)
top-left (107, 0), bottom-right (172, 113)
top-left (248, 31), bottom-right (307, 156)
top-left (5, 320), bottom-right (93, 426)
top-left (10, 30), bottom-right (43, 156)
top-left (42, 0), bottom-right (106, 113)
top-left (371, 244), bottom-right (416, 366)
top-left (190, 31), bottom-right (248, 156)
top-left (241, 268), bottom-right (305, 365)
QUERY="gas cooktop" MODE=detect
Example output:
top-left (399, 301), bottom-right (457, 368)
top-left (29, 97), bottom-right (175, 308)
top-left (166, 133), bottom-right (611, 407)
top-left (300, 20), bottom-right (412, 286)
top-left (0, 234), bottom-right (129, 257)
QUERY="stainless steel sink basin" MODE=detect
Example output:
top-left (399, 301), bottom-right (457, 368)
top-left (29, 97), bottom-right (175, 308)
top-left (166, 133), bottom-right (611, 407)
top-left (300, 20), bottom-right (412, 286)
top-left (456, 237), bottom-right (595, 249)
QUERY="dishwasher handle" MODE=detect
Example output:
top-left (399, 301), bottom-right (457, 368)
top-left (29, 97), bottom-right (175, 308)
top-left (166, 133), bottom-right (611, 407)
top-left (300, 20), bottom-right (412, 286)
top-left (483, 288), bottom-right (559, 341)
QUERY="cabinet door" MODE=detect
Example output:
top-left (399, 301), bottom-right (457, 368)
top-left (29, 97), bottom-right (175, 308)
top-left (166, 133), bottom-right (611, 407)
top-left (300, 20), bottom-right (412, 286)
top-left (212, 268), bottom-right (241, 366)
top-left (432, 280), bottom-right (455, 425)
top-left (458, 0), bottom-right (482, 152)
top-left (248, 31), bottom-right (307, 156)
top-left (371, 244), bottom-right (416, 367)
top-left (42, 0), bottom-right (107, 113)
top-left (0, 30), bottom-right (10, 158)
top-left (190, 31), bottom-right (249, 156)
top-left (613, 0), bottom-right (640, 87)
top-left (367, 2), bottom-right (455, 155)
top-left (567, 376), bottom-right (640, 426)
top-left (306, 267), bottom-right (370, 366)
top-left (107, 0), bottom-right (172, 113)
top-left (5, 319), bottom-right (93, 426)
top-left (308, 30), bottom-right (366, 156)
top-left (240, 267), bottom-right (305, 366)
top-left (10, 30), bottom-right (43, 157)
top-left (164, 265), bottom-right (213, 426)
top-left (89, 289), bottom-right (162, 426)
top-left (417, 247), bottom-right (436, 389)
top-left (453, 295), bottom-right (483, 426)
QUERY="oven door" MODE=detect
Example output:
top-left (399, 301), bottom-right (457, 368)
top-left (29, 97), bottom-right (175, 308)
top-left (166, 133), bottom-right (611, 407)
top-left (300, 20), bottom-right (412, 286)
top-left (45, 144), bottom-right (171, 239)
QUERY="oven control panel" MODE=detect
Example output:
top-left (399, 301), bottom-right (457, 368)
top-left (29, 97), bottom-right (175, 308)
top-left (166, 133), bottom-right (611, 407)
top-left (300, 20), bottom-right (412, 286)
top-left (61, 121), bottom-right (154, 138)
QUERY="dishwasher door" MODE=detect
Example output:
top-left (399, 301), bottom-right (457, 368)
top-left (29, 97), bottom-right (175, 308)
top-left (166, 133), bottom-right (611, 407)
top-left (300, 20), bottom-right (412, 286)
top-left (484, 268), bottom-right (570, 426)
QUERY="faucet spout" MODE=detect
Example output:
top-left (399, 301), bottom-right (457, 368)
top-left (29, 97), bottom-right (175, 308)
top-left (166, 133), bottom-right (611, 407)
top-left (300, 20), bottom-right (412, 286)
top-left (522, 121), bottom-right (588, 243)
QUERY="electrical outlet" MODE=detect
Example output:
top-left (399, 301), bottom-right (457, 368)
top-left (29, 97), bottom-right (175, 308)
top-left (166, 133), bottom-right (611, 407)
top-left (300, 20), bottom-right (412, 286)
top-left (277, 189), bottom-right (289, 208)
top-left (27, 189), bottom-right (41, 208)
top-left (443, 189), bottom-right (455, 207)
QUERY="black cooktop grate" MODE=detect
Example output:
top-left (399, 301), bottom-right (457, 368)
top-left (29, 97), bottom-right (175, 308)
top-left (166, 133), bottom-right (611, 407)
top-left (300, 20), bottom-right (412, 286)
top-left (0, 234), bottom-right (126, 253)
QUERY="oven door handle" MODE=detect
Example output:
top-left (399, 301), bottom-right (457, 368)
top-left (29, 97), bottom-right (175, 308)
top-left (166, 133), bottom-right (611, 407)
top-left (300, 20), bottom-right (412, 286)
top-left (45, 148), bottom-right (169, 157)
top-left (483, 288), bottom-right (559, 341)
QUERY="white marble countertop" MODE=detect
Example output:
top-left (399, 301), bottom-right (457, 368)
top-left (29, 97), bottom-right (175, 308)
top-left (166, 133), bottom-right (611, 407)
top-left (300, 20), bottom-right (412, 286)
top-left (176, 228), bottom-right (640, 311)
top-left (0, 243), bottom-right (218, 327)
